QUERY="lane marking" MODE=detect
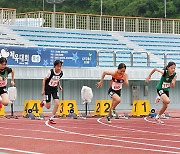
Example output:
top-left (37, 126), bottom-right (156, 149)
top-left (0, 147), bottom-right (43, 154)
top-left (97, 118), bottom-right (180, 137)
top-left (144, 117), bottom-right (180, 129)
top-left (45, 120), bottom-right (180, 153)
top-left (1, 133), bottom-right (179, 153)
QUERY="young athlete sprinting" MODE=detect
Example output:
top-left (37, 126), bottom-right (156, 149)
top-left (41, 60), bottom-right (63, 124)
top-left (96, 63), bottom-right (129, 123)
top-left (146, 61), bottom-right (177, 123)
top-left (0, 57), bottom-right (15, 108)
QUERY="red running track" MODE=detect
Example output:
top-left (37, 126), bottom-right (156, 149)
top-left (0, 115), bottom-right (180, 154)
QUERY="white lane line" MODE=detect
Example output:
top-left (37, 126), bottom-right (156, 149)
top-left (97, 118), bottom-right (180, 137)
top-left (45, 121), bottom-right (180, 153)
top-left (99, 134), bottom-right (180, 143)
top-left (1, 124), bottom-right (180, 144)
top-left (1, 133), bottom-right (179, 153)
top-left (0, 147), bottom-right (43, 154)
top-left (144, 117), bottom-right (180, 129)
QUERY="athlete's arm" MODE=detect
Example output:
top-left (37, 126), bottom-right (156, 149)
top-left (171, 75), bottom-right (177, 88)
top-left (96, 71), bottom-right (114, 88)
top-left (58, 81), bottom-right (63, 92)
top-left (145, 68), bottom-right (164, 82)
top-left (41, 77), bottom-right (48, 95)
top-left (11, 69), bottom-right (15, 86)
top-left (124, 73), bottom-right (129, 87)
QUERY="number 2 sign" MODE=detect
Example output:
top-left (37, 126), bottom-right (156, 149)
top-left (94, 100), bottom-right (112, 116)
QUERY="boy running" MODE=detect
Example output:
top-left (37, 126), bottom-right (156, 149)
top-left (41, 60), bottom-right (63, 124)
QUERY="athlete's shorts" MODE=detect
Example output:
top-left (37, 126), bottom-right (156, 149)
top-left (0, 87), bottom-right (7, 95)
top-left (45, 90), bottom-right (59, 102)
top-left (108, 87), bottom-right (121, 98)
top-left (157, 89), bottom-right (169, 97)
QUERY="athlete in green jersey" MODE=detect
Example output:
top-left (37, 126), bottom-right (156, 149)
top-left (146, 61), bottom-right (177, 123)
top-left (0, 57), bottom-right (15, 108)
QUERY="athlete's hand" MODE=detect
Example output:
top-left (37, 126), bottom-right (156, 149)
top-left (11, 80), bottom-right (15, 86)
top-left (41, 90), bottom-right (45, 96)
top-left (145, 76), bottom-right (151, 83)
top-left (59, 86), bottom-right (63, 92)
top-left (96, 81), bottom-right (103, 88)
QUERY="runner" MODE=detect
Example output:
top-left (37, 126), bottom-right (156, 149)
top-left (146, 61), bottom-right (177, 123)
top-left (96, 63), bottom-right (129, 123)
top-left (0, 57), bottom-right (15, 108)
top-left (41, 60), bottom-right (63, 124)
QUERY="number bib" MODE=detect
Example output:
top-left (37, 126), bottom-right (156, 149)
top-left (49, 80), bottom-right (59, 87)
top-left (48, 76), bottom-right (60, 87)
top-left (112, 82), bottom-right (122, 90)
top-left (162, 82), bottom-right (170, 89)
top-left (0, 80), bottom-right (7, 87)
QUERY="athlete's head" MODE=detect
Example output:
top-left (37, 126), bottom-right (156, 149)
top-left (164, 61), bottom-right (176, 75)
top-left (54, 60), bottom-right (63, 73)
top-left (0, 57), bottom-right (7, 71)
top-left (117, 63), bottom-right (126, 75)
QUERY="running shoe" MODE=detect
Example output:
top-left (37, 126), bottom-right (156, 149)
top-left (40, 100), bottom-right (45, 107)
top-left (106, 116), bottom-right (111, 124)
top-left (111, 109), bottom-right (116, 117)
top-left (48, 119), bottom-right (56, 124)
top-left (155, 114), bottom-right (164, 124)
top-left (160, 114), bottom-right (170, 119)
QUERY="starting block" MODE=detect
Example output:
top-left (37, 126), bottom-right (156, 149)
top-left (23, 100), bottom-right (44, 120)
top-left (58, 100), bottom-right (78, 117)
top-left (131, 100), bottom-right (151, 117)
top-left (0, 104), bottom-right (5, 117)
top-left (110, 112), bottom-right (129, 119)
top-left (94, 100), bottom-right (112, 116)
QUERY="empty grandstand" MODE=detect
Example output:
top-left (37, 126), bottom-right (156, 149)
top-left (0, 8), bottom-right (180, 112)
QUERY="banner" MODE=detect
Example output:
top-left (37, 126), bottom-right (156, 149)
top-left (0, 46), bottom-right (97, 67)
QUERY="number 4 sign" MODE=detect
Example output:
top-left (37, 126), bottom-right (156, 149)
top-left (23, 100), bottom-right (43, 117)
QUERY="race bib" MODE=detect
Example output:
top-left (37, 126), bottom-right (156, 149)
top-left (0, 80), bottom-right (7, 87)
top-left (112, 82), bottom-right (122, 90)
top-left (49, 80), bottom-right (59, 87)
top-left (162, 82), bottom-right (170, 89)
top-left (48, 75), bottom-right (61, 87)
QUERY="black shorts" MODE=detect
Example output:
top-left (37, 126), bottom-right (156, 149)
top-left (0, 87), bottom-right (7, 95)
top-left (157, 89), bottom-right (169, 97)
top-left (108, 87), bottom-right (121, 98)
top-left (45, 89), bottom-right (59, 102)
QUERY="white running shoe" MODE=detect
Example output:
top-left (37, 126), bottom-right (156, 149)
top-left (160, 114), bottom-right (170, 119)
top-left (111, 109), bottom-right (116, 117)
top-left (106, 116), bottom-right (111, 124)
top-left (155, 114), bottom-right (164, 124)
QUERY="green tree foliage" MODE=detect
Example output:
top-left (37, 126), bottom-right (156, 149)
top-left (0, 0), bottom-right (179, 19)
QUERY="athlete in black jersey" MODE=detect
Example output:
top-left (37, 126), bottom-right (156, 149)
top-left (41, 60), bottom-right (63, 124)
top-left (0, 57), bottom-right (15, 108)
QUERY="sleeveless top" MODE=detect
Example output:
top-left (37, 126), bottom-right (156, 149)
top-left (110, 70), bottom-right (124, 90)
top-left (45, 69), bottom-right (63, 91)
top-left (0, 67), bottom-right (12, 88)
top-left (156, 70), bottom-right (176, 91)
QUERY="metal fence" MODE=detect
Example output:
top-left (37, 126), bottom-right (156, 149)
top-left (15, 11), bottom-right (180, 34)
top-left (1, 8), bottom-right (180, 34)
top-left (97, 50), bottom-right (180, 68)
